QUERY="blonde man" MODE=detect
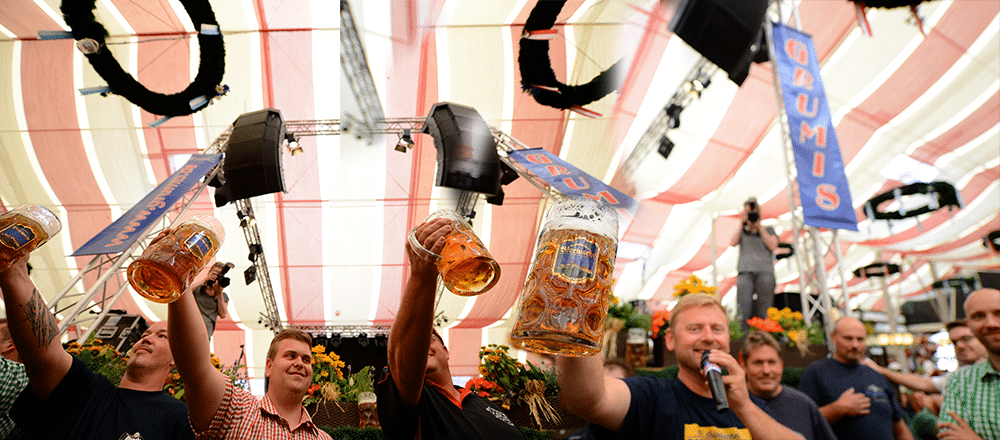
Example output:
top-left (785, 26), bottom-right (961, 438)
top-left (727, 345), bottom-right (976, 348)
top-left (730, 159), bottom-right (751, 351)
top-left (555, 293), bottom-right (804, 440)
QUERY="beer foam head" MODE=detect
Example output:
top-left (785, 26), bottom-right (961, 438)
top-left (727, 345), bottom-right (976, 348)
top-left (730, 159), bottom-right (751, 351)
top-left (543, 196), bottom-right (619, 239)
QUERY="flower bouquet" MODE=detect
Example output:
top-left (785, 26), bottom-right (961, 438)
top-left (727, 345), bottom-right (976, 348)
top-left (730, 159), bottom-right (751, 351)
top-left (649, 309), bottom-right (670, 339)
top-left (673, 275), bottom-right (718, 298)
top-left (467, 344), bottom-right (560, 428)
top-left (748, 307), bottom-right (825, 355)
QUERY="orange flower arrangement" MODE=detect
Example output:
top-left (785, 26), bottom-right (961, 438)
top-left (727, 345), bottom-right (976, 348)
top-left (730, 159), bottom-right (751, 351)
top-left (747, 316), bottom-right (784, 333)
top-left (650, 309), bottom-right (671, 339)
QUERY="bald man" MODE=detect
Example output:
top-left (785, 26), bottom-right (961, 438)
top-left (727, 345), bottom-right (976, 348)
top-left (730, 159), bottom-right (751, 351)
top-left (936, 288), bottom-right (1000, 440)
top-left (798, 317), bottom-right (913, 440)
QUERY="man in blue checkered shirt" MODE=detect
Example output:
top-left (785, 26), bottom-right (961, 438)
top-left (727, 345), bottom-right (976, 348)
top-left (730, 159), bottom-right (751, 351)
top-left (0, 319), bottom-right (28, 440)
top-left (937, 288), bottom-right (1000, 440)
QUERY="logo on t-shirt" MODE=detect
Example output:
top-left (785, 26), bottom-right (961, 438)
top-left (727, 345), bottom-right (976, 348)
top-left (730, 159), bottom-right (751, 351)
top-left (119, 433), bottom-right (144, 440)
top-left (683, 424), bottom-right (751, 440)
top-left (866, 384), bottom-right (889, 404)
top-left (485, 406), bottom-right (516, 427)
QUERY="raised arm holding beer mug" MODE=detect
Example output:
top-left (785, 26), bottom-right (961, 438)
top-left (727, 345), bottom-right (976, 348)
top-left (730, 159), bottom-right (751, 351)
top-left (377, 214), bottom-right (525, 439)
top-left (522, 197), bottom-right (802, 440)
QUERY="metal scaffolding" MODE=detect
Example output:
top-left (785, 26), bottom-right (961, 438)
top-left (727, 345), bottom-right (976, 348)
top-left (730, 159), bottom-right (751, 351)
top-left (54, 116), bottom-right (561, 339)
top-left (340, 0), bottom-right (385, 142)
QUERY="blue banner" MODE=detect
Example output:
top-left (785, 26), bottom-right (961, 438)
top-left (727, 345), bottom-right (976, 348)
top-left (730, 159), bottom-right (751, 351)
top-left (73, 154), bottom-right (222, 255)
top-left (508, 148), bottom-right (638, 218)
top-left (772, 23), bottom-right (858, 231)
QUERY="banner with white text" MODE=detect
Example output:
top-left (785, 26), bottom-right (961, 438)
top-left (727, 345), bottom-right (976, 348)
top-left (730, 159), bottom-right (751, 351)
top-left (73, 154), bottom-right (222, 255)
top-left (773, 23), bottom-right (858, 231)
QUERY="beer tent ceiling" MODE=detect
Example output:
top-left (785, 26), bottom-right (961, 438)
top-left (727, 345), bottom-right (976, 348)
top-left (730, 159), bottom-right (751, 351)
top-left (1, 0), bottom-right (997, 377)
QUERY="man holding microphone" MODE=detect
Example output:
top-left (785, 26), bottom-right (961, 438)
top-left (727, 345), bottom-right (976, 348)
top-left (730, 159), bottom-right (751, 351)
top-left (555, 293), bottom-right (803, 439)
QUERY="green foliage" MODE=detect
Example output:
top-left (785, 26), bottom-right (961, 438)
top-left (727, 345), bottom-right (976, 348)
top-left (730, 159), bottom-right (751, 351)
top-left (66, 338), bottom-right (127, 387)
top-left (316, 426), bottom-right (556, 439)
top-left (470, 344), bottom-right (559, 410)
top-left (729, 319), bottom-right (745, 342)
top-left (520, 427), bottom-right (556, 440)
top-left (781, 367), bottom-right (806, 388)
top-left (637, 364), bottom-right (680, 380)
top-left (319, 426), bottom-right (383, 440)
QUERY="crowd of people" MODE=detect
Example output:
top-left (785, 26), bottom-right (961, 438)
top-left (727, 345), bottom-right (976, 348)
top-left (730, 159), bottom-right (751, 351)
top-left (0, 214), bottom-right (997, 440)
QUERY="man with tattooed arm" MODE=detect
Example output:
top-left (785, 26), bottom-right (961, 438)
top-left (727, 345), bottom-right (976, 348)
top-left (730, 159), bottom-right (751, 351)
top-left (0, 257), bottom-right (194, 440)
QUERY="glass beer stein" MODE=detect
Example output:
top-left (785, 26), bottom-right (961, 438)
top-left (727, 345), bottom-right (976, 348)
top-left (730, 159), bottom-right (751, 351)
top-left (128, 214), bottom-right (225, 303)
top-left (510, 196), bottom-right (618, 356)
top-left (408, 209), bottom-right (501, 296)
top-left (357, 391), bottom-right (380, 428)
top-left (0, 204), bottom-right (62, 272)
top-left (624, 327), bottom-right (650, 369)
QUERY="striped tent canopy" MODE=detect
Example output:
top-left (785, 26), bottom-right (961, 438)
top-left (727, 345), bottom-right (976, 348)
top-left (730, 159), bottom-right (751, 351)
top-left (1, 0), bottom-right (996, 377)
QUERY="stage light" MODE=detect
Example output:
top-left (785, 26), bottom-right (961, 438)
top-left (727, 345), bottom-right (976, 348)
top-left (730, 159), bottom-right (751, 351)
top-left (285, 133), bottom-right (303, 156)
top-left (331, 333), bottom-right (342, 348)
top-left (248, 244), bottom-right (263, 262)
top-left (237, 209), bottom-right (256, 228)
top-left (658, 135), bottom-right (675, 159)
top-left (666, 104), bottom-right (683, 129)
top-left (395, 128), bottom-right (414, 153)
top-left (375, 334), bottom-right (388, 347)
top-left (244, 266), bottom-right (257, 285)
top-left (358, 333), bottom-right (370, 348)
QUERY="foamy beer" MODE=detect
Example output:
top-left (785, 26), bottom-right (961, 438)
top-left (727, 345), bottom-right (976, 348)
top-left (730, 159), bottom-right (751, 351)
top-left (128, 214), bottom-right (225, 303)
top-left (510, 196), bottom-right (618, 356)
top-left (357, 391), bottom-right (379, 428)
top-left (0, 204), bottom-right (62, 272)
top-left (408, 209), bottom-right (500, 296)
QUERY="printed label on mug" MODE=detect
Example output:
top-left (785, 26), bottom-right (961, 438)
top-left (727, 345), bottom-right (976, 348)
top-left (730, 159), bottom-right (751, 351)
top-left (552, 237), bottom-right (598, 283)
top-left (0, 224), bottom-right (36, 250)
top-left (184, 231), bottom-right (213, 260)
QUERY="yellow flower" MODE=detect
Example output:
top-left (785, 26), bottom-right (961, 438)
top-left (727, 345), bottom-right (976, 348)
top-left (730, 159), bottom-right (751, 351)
top-left (312, 345), bottom-right (325, 354)
top-left (320, 370), bottom-right (329, 377)
top-left (787, 330), bottom-right (799, 341)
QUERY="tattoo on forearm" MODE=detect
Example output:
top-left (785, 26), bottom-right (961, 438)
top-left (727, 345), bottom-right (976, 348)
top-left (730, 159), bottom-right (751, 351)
top-left (20, 288), bottom-right (59, 349)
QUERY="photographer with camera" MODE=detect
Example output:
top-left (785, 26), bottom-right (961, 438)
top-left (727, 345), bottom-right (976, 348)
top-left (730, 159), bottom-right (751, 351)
top-left (193, 262), bottom-right (233, 339)
top-left (730, 198), bottom-right (779, 329)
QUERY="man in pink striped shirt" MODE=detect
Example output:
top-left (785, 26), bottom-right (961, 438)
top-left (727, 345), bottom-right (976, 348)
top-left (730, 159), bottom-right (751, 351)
top-left (168, 270), bottom-right (332, 440)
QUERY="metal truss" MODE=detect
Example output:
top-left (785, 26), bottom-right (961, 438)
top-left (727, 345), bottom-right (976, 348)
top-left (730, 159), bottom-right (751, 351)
top-left (51, 127), bottom-right (232, 341)
top-left (291, 324), bottom-right (390, 338)
top-left (614, 58), bottom-right (717, 194)
top-left (340, 0), bottom-right (385, 142)
top-left (234, 198), bottom-right (283, 333)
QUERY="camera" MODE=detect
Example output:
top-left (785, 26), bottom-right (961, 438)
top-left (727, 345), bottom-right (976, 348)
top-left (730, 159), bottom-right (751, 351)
top-left (205, 262), bottom-right (235, 288)
top-left (746, 197), bottom-right (760, 224)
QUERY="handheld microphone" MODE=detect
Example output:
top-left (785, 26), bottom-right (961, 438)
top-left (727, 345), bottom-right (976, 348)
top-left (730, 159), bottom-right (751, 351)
top-left (701, 350), bottom-right (729, 413)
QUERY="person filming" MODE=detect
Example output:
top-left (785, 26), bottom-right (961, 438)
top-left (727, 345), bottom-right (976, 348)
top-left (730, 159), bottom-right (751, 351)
top-left (730, 197), bottom-right (778, 326)
top-left (192, 261), bottom-right (232, 340)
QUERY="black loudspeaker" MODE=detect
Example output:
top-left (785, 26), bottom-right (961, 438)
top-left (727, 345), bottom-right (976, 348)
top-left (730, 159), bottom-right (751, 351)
top-left (219, 109), bottom-right (287, 204)
top-left (421, 102), bottom-right (502, 196)
top-left (668, 0), bottom-right (769, 86)
top-left (91, 314), bottom-right (148, 353)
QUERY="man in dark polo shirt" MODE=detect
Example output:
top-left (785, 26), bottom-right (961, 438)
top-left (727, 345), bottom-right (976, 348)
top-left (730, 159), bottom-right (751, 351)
top-left (799, 317), bottom-right (912, 440)
top-left (740, 330), bottom-right (836, 440)
top-left (377, 216), bottom-right (524, 439)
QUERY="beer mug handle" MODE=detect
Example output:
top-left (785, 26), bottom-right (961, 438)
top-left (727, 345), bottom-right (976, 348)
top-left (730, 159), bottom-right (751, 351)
top-left (407, 227), bottom-right (442, 263)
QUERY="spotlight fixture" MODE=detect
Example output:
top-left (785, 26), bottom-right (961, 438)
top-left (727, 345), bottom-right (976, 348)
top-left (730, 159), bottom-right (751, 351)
top-left (665, 104), bottom-right (683, 129)
top-left (374, 334), bottom-right (388, 347)
top-left (237, 209), bottom-right (256, 228)
top-left (285, 133), bottom-right (303, 156)
top-left (657, 135), bottom-right (675, 159)
top-left (248, 244), bottom-right (263, 262)
top-left (358, 332), bottom-right (370, 348)
top-left (331, 333), bottom-right (342, 348)
top-left (244, 266), bottom-right (257, 285)
top-left (394, 128), bottom-right (414, 153)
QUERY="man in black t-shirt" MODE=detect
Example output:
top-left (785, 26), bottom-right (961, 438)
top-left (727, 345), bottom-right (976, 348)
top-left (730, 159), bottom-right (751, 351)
top-left (740, 331), bottom-right (836, 440)
top-left (377, 217), bottom-right (525, 440)
top-left (0, 257), bottom-right (194, 440)
top-left (556, 293), bottom-right (804, 440)
top-left (799, 317), bottom-right (912, 440)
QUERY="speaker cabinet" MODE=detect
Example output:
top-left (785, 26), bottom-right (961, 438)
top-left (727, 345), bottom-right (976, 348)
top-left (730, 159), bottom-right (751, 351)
top-left (222, 108), bottom-right (287, 202)
top-left (91, 314), bottom-right (148, 353)
top-left (421, 102), bottom-right (502, 196)
top-left (668, 0), bottom-right (769, 86)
